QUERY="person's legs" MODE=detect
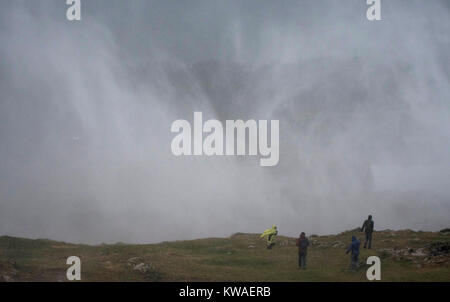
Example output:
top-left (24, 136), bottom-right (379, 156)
top-left (302, 254), bottom-right (307, 269)
top-left (298, 253), bottom-right (301, 268)
top-left (267, 234), bottom-right (272, 248)
top-left (368, 232), bottom-right (372, 249)
top-left (300, 254), bottom-right (306, 269)
top-left (364, 233), bottom-right (369, 248)
top-left (350, 254), bottom-right (358, 270)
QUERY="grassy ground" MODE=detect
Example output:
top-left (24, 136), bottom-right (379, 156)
top-left (0, 229), bottom-right (449, 281)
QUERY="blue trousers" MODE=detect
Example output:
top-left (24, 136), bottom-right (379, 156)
top-left (298, 253), bottom-right (307, 269)
top-left (350, 253), bottom-right (359, 270)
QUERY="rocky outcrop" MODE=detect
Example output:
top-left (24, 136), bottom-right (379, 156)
top-left (378, 241), bottom-right (450, 265)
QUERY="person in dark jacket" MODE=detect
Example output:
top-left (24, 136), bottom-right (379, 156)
top-left (296, 232), bottom-right (310, 269)
top-left (346, 236), bottom-right (360, 270)
top-left (361, 215), bottom-right (374, 249)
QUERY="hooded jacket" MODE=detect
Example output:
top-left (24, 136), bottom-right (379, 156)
top-left (346, 236), bottom-right (360, 255)
top-left (261, 226), bottom-right (278, 238)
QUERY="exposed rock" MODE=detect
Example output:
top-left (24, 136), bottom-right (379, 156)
top-left (278, 240), bottom-right (291, 247)
top-left (127, 257), bottom-right (143, 267)
top-left (411, 248), bottom-right (427, 257)
top-left (378, 242), bottom-right (450, 266)
top-left (317, 242), bottom-right (329, 248)
top-left (133, 263), bottom-right (153, 274)
top-left (0, 274), bottom-right (15, 282)
top-left (126, 257), bottom-right (161, 280)
top-left (331, 241), bottom-right (345, 248)
top-left (311, 240), bottom-right (332, 248)
top-left (104, 261), bottom-right (113, 269)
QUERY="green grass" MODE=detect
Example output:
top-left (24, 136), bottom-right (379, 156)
top-left (0, 230), bottom-right (448, 282)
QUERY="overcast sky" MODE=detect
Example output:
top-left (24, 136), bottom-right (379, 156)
top-left (0, 0), bottom-right (449, 244)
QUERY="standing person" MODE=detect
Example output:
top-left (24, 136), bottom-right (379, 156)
top-left (361, 215), bottom-right (374, 249)
top-left (296, 232), bottom-right (309, 269)
top-left (346, 236), bottom-right (360, 270)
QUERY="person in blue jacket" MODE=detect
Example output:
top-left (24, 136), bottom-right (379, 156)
top-left (346, 236), bottom-right (360, 270)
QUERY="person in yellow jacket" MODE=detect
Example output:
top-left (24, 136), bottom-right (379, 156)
top-left (261, 226), bottom-right (278, 249)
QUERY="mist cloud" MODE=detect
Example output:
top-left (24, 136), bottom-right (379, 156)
top-left (0, 0), bottom-right (449, 244)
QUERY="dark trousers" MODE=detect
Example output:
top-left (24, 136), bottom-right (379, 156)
top-left (266, 234), bottom-right (275, 249)
top-left (350, 253), bottom-right (359, 270)
top-left (364, 232), bottom-right (372, 248)
top-left (298, 252), bottom-right (307, 269)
